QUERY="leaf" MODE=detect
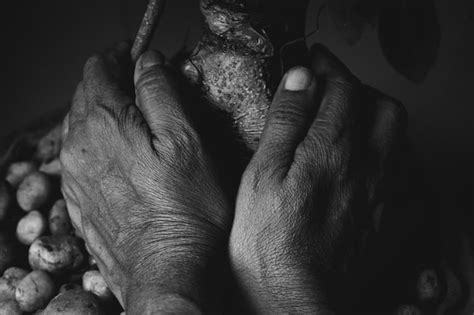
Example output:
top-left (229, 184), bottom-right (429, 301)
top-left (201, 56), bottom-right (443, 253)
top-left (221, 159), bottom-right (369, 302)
top-left (328, 0), bottom-right (380, 45)
top-left (378, 0), bottom-right (441, 83)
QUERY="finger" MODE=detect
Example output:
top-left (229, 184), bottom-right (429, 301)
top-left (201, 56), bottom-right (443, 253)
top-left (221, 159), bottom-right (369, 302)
top-left (134, 50), bottom-right (191, 135)
top-left (252, 67), bottom-right (317, 177)
top-left (68, 82), bottom-right (87, 129)
top-left (308, 44), bottom-right (361, 141)
top-left (82, 42), bottom-right (134, 111)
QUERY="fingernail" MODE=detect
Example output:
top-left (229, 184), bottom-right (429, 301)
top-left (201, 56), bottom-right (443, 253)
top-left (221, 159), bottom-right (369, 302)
top-left (284, 67), bottom-right (313, 91)
top-left (139, 51), bottom-right (164, 69)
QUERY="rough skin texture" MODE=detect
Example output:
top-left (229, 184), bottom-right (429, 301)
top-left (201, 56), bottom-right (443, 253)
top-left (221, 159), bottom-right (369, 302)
top-left (183, 0), bottom-right (275, 150)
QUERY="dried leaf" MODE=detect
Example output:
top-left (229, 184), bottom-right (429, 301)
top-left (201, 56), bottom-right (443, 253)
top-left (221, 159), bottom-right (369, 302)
top-left (328, 0), bottom-right (380, 45)
top-left (378, 0), bottom-right (440, 83)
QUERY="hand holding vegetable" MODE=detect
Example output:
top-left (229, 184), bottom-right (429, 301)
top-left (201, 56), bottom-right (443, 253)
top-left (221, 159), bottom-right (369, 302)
top-left (229, 44), bottom-right (407, 313)
top-left (60, 42), bottom-right (231, 314)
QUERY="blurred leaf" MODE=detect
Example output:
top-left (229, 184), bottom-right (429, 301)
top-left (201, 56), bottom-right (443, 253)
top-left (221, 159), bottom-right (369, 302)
top-left (378, 0), bottom-right (440, 83)
top-left (328, 0), bottom-right (380, 45)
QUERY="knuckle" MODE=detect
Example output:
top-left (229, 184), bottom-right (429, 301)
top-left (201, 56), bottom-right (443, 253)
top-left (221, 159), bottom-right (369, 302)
top-left (136, 67), bottom-right (166, 96)
top-left (156, 125), bottom-right (201, 163)
top-left (269, 98), bottom-right (306, 127)
top-left (84, 53), bottom-right (105, 75)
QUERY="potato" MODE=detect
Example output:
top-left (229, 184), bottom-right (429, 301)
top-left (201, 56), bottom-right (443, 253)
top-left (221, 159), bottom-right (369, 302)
top-left (43, 289), bottom-right (103, 315)
top-left (416, 269), bottom-right (441, 302)
top-left (5, 161), bottom-right (37, 188)
top-left (29, 235), bottom-right (84, 275)
top-left (39, 159), bottom-right (62, 177)
top-left (48, 200), bottom-right (71, 235)
top-left (0, 267), bottom-right (28, 301)
top-left (0, 181), bottom-right (12, 222)
top-left (16, 210), bottom-right (47, 245)
top-left (59, 283), bottom-right (81, 294)
top-left (35, 125), bottom-right (62, 163)
top-left (17, 171), bottom-right (53, 212)
top-left (0, 299), bottom-right (22, 315)
top-left (0, 235), bottom-right (14, 274)
top-left (15, 270), bottom-right (55, 312)
top-left (82, 271), bottom-right (113, 301)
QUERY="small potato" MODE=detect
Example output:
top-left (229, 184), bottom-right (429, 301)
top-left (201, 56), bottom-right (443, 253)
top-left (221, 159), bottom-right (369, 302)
top-left (29, 235), bottom-right (84, 275)
top-left (0, 181), bottom-right (12, 222)
top-left (82, 270), bottom-right (113, 301)
top-left (59, 283), bottom-right (81, 294)
top-left (0, 267), bottom-right (28, 301)
top-left (17, 172), bottom-right (53, 212)
top-left (43, 289), bottom-right (103, 315)
top-left (48, 200), bottom-right (71, 235)
top-left (35, 125), bottom-right (62, 163)
top-left (5, 161), bottom-right (37, 188)
top-left (416, 269), bottom-right (441, 303)
top-left (0, 299), bottom-right (22, 315)
top-left (39, 159), bottom-right (61, 177)
top-left (15, 270), bottom-right (55, 312)
top-left (17, 210), bottom-right (47, 245)
top-left (0, 236), bottom-right (14, 274)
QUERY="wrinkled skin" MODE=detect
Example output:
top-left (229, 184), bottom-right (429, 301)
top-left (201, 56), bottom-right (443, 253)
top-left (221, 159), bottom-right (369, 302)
top-left (61, 40), bottom-right (407, 313)
top-left (229, 45), bottom-right (407, 314)
top-left (60, 42), bottom-right (231, 314)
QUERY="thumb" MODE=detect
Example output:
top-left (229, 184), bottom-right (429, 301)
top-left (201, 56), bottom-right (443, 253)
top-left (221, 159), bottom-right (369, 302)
top-left (134, 50), bottom-right (190, 135)
top-left (254, 67), bottom-right (318, 176)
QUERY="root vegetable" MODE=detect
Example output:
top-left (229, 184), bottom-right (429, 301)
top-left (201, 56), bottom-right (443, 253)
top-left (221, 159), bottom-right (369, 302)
top-left (39, 159), bottom-right (61, 177)
top-left (15, 270), bottom-right (55, 312)
top-left (43, 289), bottom-right (103, 315)
top-left (5, 161), bottom-right (37, 188)
top-left (48, 200), bottom-right (71, 235)
top-left (17, 171), bottom-right (53, 212)
top-left (35, 125), bottom-right (62, 163)
top-left (0, 182), bottom-right (12, 222)
top-left (0, 267), bottom-right (28, 301)
top-left (416, 269), bottom-right (441, 303)
top-left (29, 235), bottom-right (84, 275)
top-left (16, 210), bottom-right (47, 245)
top-left (0, 299), bottom-right (22, 315)
top-left (82, 270), bottom-right (113, 301)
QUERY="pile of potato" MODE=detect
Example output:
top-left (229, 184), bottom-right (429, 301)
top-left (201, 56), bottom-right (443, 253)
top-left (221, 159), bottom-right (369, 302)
top-left (0, 125), bottom-right (121, 314)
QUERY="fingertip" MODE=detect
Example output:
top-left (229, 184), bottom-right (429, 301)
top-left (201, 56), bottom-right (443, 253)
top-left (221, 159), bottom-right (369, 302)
top-left (283, 67), bottom-right (314, 91)
top-left (134, 50), bottom-right (166, 84)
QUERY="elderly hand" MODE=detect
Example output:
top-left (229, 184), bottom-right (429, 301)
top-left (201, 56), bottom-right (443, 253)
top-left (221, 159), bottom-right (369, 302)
top-left (229, 44), bottom-right (407, 314)
top-left (60, 42), bottom-right (231, 314)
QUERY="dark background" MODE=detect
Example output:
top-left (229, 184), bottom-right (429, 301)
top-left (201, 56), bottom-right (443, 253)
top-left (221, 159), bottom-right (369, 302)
top-left (1, 0), bottom-right (473, 288)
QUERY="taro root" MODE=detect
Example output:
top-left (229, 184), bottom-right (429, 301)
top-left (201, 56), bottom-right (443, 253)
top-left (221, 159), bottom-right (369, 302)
top-left (15, 270), bottom-right (55, 312)
top-left (17, 171), bottom-right (53, 212)
top-left (35, 125), bottom-right (62, 163)
top-left (0, 267), bottom-right (28, 301)
top-left (0, 181), bottom-right (12, 222)
top-left (82, 270), bottom-right (113, 302)
top-left (0, 299), bottom-right (22, 315)
top-left (29, 235), bottom-right (84, 275)
top-left (48, 200), bottom-right (72, 235)
top-left (43, 289), bottom-right (103, 315)
top-left (5, 161), bottom-right (37, 188)
top-left (16, 210), bottom-right (47, 245)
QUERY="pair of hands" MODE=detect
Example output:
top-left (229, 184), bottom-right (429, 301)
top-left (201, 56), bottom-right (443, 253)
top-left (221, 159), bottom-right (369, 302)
top-left (60, 41), bottom-right (406, 314)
